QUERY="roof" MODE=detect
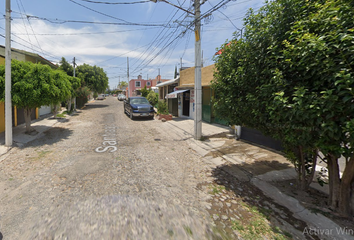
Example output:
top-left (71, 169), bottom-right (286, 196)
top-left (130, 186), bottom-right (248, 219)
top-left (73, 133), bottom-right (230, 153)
top-left (215, 41), bottom-right (236, 55)
top-left (129, 96), bottom-right (147, 99)
top-left (156, 77), bottom-right (179, 87)
top-left (0, 45), bottom-right (57, 69)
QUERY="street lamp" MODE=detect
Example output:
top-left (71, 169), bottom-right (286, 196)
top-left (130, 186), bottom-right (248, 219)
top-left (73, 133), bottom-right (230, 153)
top-left (151, 0), bottom-right (202, 140)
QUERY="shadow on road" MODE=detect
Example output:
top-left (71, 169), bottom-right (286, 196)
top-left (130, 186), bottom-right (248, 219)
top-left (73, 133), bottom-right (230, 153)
top-left (21, 127), bottom-right (73, 149)
top-left (82, 104), bottom-right (109, 109)
top-left (209, 164), bottom-right (310, 239)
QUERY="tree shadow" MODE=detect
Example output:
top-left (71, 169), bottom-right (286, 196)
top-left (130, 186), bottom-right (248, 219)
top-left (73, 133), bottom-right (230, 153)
top-left (209, 163), bottom-right (312, 239)
top-left (19, 127), bottom-right (73, 149)
top-left (208, 161), bottom-right (354, 239)
top-left (82, 104), bottom-right (109, 109)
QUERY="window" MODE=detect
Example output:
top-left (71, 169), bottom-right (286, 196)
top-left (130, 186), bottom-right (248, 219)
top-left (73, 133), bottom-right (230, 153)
top-left (147, 81), bottom-right (151, 86)
top-left (135, 81), bottom-right (141, 87)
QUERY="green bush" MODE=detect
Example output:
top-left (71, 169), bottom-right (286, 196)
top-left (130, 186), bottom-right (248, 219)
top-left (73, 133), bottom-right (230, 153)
top-left (157, 100), bottom-right (169, 115)
top-left (93, 92), bottom-right (98, 99)
top-left (147, 91), bottom-right (158, 107)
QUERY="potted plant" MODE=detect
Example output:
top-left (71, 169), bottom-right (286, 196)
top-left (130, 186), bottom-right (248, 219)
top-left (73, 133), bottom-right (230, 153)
top-left (156, 100), bottom-right (172, 121)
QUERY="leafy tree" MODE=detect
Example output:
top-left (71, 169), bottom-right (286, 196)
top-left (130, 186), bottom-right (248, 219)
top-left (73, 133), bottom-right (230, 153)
top-left (0, 60), bottom-right (71, 132)
top-left (76, 63), bottom-right (108, 94)
top-left (212, 0), bottom-right (354, 218)
top-left (58, 57), bottom-right (73, 77)
top-left (118, 81), bottom-right (128, 90)
top-left (58, 57), bottom-right (81, 112)
top-left (174, 65), bottom-right (178, 79)
top-left (140, 86), bottom-right (151, 97)
top-left (147, 91), bottom-right (158, 106)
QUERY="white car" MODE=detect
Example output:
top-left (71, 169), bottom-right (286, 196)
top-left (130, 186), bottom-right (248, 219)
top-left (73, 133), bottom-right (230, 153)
top-left (118, 94), bottom-right (126, 101)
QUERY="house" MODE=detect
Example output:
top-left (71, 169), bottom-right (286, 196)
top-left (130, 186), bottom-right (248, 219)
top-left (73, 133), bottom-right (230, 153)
top-left (127, 74), bottom-right (169, 97)
top-left (156, 77), bottom-right (179, 116)
top-left (164, 64), bottom-right (224, 123)
top-left (0, 45), bottom-right (57, 133)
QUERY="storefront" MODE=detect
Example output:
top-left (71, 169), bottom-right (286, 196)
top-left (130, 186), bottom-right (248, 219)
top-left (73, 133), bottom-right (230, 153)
top-left (165, 89), bottom-right (194, 119)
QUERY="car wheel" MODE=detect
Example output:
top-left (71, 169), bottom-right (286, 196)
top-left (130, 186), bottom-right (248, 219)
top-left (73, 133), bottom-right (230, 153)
top-left (130, 110), bottom-right (134, 120)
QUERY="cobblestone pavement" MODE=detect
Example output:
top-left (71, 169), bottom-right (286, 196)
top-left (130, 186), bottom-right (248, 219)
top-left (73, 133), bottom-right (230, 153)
top-left (0, 97), bottom-right (217, 239)
top-left (0, 96), bottom-right (311, 239)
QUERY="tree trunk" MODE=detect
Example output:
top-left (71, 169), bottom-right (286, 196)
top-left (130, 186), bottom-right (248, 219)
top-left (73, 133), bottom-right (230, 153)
top-left (53, 104), bottom-right (59, 118)
top-left (24, 107), bottom-right (33, 133)
top-left (299, 146), bottom-right (307, 190)
top-left (339, 155), bottom-right (354, 218)
top-left (305, 149), bottom-right (318, 188)
top-left (327, 154), bottom-right (341, 209)
top-left (67, 98), bottom-right (72, 113)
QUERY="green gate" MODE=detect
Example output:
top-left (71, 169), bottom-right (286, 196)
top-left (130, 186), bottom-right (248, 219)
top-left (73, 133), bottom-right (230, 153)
top-left (202, 87), bottom-right (212, 123)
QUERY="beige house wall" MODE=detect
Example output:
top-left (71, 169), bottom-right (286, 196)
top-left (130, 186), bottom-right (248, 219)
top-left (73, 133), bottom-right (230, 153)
top-left (179, 64), bottom-right (216, 87)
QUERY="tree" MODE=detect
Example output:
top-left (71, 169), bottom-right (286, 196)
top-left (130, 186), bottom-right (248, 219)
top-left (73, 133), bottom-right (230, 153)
top-left (118, 81), bottom-right (128, 90)
top-left (58, 57), bottom-right (73, 77)
top-left (212, 0), bottom-right (354, 218)
top-left (58, 58), bottom-right (81, 113)
top-left (76, 63), bottom-right (109, 94)
top-left (140, 86), bottom-right (151, 97)
top-left (174, 65), bottom-right (178, 79)
top-left (147, 91), bottom-right (158, 106)
top-left (0, 60), bottom-right (72, 132)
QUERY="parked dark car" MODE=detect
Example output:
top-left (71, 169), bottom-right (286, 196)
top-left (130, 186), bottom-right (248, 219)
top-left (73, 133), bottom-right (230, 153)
top-left (124, 97), bottom-right (155, 120)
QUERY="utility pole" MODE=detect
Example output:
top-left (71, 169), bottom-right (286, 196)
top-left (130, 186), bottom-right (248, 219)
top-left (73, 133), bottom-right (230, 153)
top-left (194, 0), bottom-right (202, 140)
top-left (127, 57), bottom-right (130, 97)
top-left (73, 57), bottom-right (76, 111)
top-left (150, 0), bottom-right (202, 140)
top-left (5, 0), bottom-right (12, 146)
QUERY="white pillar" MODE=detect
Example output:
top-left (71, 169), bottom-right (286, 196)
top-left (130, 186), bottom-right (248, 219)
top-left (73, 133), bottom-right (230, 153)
top-left (5, 0), bottom-right (12, 146)
top-left (194, 0), bottom-right (202, 140)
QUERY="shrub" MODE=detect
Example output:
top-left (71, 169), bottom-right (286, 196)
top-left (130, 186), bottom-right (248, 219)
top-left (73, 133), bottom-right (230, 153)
top-left (147, 91), bottom-right (158, 107)
top-left (157, 100), bottom-right (169, 115)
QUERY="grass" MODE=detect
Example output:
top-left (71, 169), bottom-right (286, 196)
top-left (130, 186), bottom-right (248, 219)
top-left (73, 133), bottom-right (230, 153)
top-left (56, 113), bottom-right (66, 118)
top-left (184, 226), bottom-right (193, 236)
top-left (209, 184), bottom-right (226, 195)
top-left (230, 203), bottom-right (293, 240)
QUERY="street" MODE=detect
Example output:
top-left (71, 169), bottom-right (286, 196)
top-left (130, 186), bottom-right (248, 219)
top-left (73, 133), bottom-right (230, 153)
top-left (0, 96), bottom-right (214, 239)
top-left (0, 96), bottom-right (335, 240)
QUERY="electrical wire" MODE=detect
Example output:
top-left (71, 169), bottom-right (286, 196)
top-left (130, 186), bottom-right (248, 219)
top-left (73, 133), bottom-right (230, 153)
top-left (13, 13), bottom-right (171, 27)
top-left (12, 27), bottom-right (161, 36)
top-left (76, 0), bottom-right (150, 4)
top-left (18, 0), bottom-right (44, 54)
top-left (68, 0), bottom-right (133, 24)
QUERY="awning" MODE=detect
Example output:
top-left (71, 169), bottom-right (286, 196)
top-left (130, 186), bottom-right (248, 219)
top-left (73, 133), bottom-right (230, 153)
top-left (156, 77), bottom-right (179, 87)
top-left (165, 89), bottom-right (189, 99)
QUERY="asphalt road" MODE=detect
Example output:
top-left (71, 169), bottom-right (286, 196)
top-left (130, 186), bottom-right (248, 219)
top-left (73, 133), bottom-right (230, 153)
top-left (0, 96), bottom-right (215, 239)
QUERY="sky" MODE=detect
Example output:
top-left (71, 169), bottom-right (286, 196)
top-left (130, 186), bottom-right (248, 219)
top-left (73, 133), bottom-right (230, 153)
top-left (0, 0), bottom-right (265, 90)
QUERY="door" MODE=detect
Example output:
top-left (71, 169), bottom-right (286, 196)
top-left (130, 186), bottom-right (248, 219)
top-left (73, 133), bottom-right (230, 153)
top-left (182, 91), bottom-right (190, 116)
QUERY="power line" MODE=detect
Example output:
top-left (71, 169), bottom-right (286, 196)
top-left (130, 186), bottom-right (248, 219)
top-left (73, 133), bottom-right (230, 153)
top-left (15, 13), bottom-right (171, 27)
top-left (68, 0), bottom-right (133, 24)
top-left (76, 0), bottom-right (150, 4)
top-left (12, 27), bottom-right (161, 36)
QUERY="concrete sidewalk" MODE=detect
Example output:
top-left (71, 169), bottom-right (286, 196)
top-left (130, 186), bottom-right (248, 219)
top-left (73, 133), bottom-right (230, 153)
top-left (0, 113), bottom-right (69, 157)
top-left (161, 117), bottom-right (354, 240)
